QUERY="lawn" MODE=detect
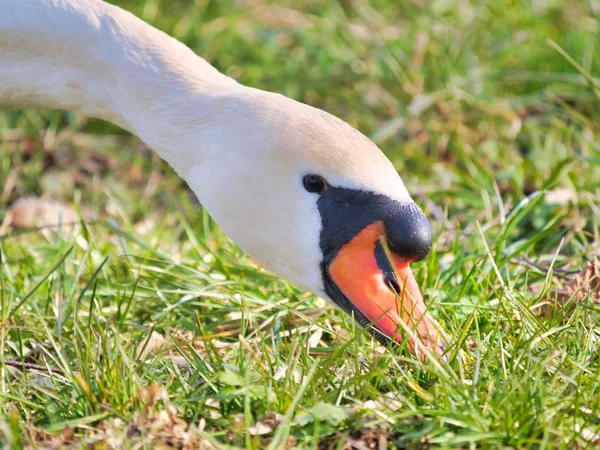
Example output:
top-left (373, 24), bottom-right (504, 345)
top-left (1, 0), bottom-right (599, 448)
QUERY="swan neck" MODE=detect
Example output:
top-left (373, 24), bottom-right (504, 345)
top-left (0, 0), bottom-right (237, 134)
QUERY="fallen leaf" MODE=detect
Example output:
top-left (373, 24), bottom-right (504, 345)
top-left (544, 187), bottom-right (578, 205)
top-left (249, 421), bottom-right (273, 436)
top-left (537, 258), bottom-right (600, 316)
top-left (140, 384), bottom-right (170, 411)
top-left (137, 331), bottom-right (166, 360)
top-left (59, 426), bottom-right (77, 445)
top-left (6, 196), bottom-right (78, 229)
top-left (260, 412), bottom-right (284, 429)
top-left (553, 258), bottom-right (599, 303)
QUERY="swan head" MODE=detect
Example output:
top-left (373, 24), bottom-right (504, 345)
top-left (184, 87), bottom-right (446, 356)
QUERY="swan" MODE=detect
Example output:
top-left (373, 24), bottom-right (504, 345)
top-left (0, 0), bottom-right (446, 356)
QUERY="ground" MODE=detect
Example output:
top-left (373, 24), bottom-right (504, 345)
top-left (1, 0), bottom-right (599, 448)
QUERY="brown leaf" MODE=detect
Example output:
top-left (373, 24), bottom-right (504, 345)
top-left (59, 426), bottom-right (77, 445)
top-left (554, 258), bottom-right (599, 303)
top-left (260, 412), bottom-right (284, 429)
top-left (6, 196), bottom-right (78, 229)
top-left (136, 331), bottom-right (166, 360)
top-left (538, 258), bottom-right (600, 316)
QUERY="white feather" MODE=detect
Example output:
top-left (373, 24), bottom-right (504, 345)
top-left (0, 0), bottom-right (413, 296)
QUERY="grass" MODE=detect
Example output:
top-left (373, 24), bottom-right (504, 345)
top-left (1, 0), bottom-right (600, 448)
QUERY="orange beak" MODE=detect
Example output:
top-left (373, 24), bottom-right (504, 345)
top-left (328, 222), bottom-right (447, 357)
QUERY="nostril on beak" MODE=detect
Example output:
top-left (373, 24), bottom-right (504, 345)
top-left (384, 203), bottom-right (432, 262)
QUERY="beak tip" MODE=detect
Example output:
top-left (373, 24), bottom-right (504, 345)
top-left (384, 204), bottom-right (433, 262)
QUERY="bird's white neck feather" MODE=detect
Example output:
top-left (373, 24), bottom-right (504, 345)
top-left (0, 0), bottom-right (238, 175)
top-left (0, 0), bottom-right (414, 298)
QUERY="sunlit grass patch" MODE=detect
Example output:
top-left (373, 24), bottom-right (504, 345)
top-left (1, 0), bottom-right (600, 448)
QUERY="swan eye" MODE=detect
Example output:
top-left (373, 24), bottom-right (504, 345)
top-left (303, 174), bottom-right (327, 194)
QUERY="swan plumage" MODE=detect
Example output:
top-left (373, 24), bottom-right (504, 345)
top-left (0, 0), bottom-right (446, 355)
